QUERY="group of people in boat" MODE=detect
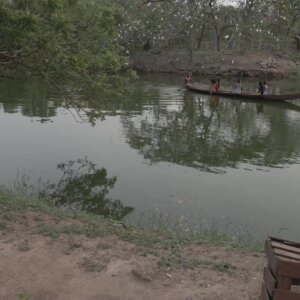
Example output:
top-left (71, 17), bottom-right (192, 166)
top-left (257, 80), bottom-right (269, 95)
top-left (184, 73), bottom-right (269, 95)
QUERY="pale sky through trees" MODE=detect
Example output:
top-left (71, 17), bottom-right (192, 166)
top-left (224, 0), bottom-right (238, 6)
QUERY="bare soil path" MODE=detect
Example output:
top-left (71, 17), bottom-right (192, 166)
top-left (0, 212), bottom-right (264, 300)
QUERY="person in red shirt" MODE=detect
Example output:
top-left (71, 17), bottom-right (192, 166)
top-left (184, 73), bottom-right (193, 85)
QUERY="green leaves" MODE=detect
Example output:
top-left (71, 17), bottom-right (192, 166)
top-left (0, 0), bottom-right (132, 123)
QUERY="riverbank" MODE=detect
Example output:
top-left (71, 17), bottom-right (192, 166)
top-left (130, 51), bottom-right (298, 78)
top-left (0, 191), bottom-right (264, 300)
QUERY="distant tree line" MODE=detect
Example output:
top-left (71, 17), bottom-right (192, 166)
top-left (118, 0), bottom-right (300, 58)
top-left (1, 0), bottom-right (298, 81)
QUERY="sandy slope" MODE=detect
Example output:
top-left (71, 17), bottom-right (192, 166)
top-left (0, 213), bottom-right (264, 300)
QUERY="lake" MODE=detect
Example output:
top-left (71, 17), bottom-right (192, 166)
top-left (1, 74), bottom-right (300, 241)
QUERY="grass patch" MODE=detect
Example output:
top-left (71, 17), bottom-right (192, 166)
top-left (0, 221), bottom-right (7, 231)
top-left (157, 256), bottom-right (182, 269)
top-left (17, 240), bottom-right (30, 252)
top-left (37, 224), bottom-right (61, 239)
top-left (17, 290), bottom-right (32, 300)
top-left (64, 240), bottom-right (82, 255)
top-left (187, 259), bottom-right (214, 268)
top-left (212, 262), bottom-right (237, 274)
top-left (97, 241), bottom-right (111, 250)
top-left (81, 257), bottom-right (106, 272)
top-left (157, 255), bottom-right (237, 274)
top-left (0, 189), bottom-right (263, 254)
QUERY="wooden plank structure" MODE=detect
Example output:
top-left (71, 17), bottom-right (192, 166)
top-left (261, 237), bottom-right (300, 300)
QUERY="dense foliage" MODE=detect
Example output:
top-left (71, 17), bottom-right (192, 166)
top-left (0, 0), bottom-right (127, 79)
top-left (1, 0), bottom-right (299, 81)
top-left (1, 0), bottom-right (299, 78)
top-left (0, 0), bottom-right (299, 122)
top-left (0, 0), bottom-right (132, 122)
top-left (119, 0), bottom-right (300, 57)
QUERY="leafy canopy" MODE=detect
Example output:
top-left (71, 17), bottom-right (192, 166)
top-left (0, 0), bottom-right (131, 122)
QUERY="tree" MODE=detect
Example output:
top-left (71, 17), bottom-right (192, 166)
top-left (265, 0), bottom-right (300, 53)
top-left (0, 0), bottom-right (131, 123)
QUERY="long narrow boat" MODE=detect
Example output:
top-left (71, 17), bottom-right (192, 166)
top-left (184, 84), bottom-right (300, 102)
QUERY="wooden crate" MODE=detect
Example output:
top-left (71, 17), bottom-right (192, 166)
top-left (261, 282), bottom-right (271, 300)
top-left (261, 237), bottom-right (300, 300)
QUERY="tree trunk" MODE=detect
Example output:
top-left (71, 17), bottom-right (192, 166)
top-left (213, 24), bottom-right (235, 53)
top-left (213, 25), bottom-right (221, 52)
top-left (215, 34), bottom-right (221, 52)
top-left (196, 25), bottom-right (206, 50)
top-left (295, 35), bottom-right (300, 51)
top-left (187, 29), bottom-right (194, 63)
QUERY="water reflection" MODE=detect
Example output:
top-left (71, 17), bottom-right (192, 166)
top-left (1, 76), bottom-right (300, 173)
top-left (0, 78), bottom-right (147, 123)
top-left (121, 90), bottom-right (300, 173)
top-left (50, 158), bottom-right (134, 220)
top-left (0, 80), bottom-right (62, 122)
top-left (2, 74), bottom-right (300, 239)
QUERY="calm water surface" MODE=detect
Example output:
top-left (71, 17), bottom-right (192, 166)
top-left (1, 74), bottom-right (300, 241)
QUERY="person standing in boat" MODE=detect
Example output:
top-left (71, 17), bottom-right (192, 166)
top-left (232, 79), bottom-right (242, 94)
top-left (256, 81), bottom-right (264, 95)
top-left (263, 80), bottom-right (269, 95)
top-left (216, 78), bottom-right (221, 92)
top-left (210, 79), bottom-right (218, 93)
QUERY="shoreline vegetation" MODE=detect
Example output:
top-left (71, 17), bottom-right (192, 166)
top-left (0, 190), bottom-right (262, 251)
top-left (0, 189), bottom-right (264, 299)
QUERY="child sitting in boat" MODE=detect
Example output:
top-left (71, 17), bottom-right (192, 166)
top-left (256, 81), bottom-right (264, 95)
top-left (210, 79), bottom-right (218, 93)
top-left (263, 80), bottom-right (269, 95)
top-left (216, 79), bottom-right (221, 92)
top-left (232, 79), bottom-right (242, 94)
top-left (184, 73), bottom-right (193, 85)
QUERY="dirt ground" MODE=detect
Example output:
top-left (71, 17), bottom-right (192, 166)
top-left (0, 212), bottom-right (265, 300)
top-left (130, 50), bottom-right (297, 77)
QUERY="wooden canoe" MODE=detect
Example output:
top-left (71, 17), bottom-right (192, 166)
top-left (184, 84), bottom-right (300, 102)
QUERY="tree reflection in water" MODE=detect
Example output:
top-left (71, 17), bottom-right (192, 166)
top-left (0, 79), bottom-right (62, 122)
top-left (121, 90), bottom-right (300, 173)
top-left (51, 158), bottom-right (134, 220)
